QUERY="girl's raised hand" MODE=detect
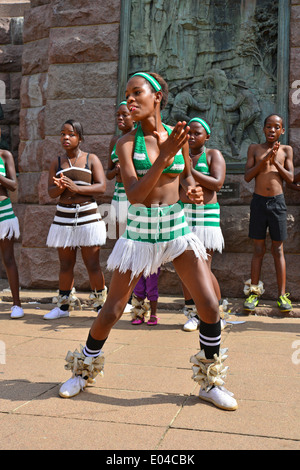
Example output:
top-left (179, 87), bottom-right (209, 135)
top-left (154, 121), bottom-right (190, 167)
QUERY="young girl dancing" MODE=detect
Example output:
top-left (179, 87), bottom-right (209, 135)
top-left (107, 101), bottom-right (135, 238)
top-left (45, 120), bottom-right (107, 319)
top-left (182, 117), bottom-right (226, 331)
top-left (58, 74), bottom-right (237, 411)
top-left (0, 127), bottom-right (23, 319)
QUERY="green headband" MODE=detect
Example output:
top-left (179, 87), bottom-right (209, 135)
top-left (131, 72), bottom-right (162, 92)
top-left (118, 101), bottom-right (128, 107)
top-left (188, 117), bottom-right (211, 135)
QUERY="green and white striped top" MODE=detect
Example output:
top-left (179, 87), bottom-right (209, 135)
top-left (133, 124), bottom-right (185, 177)
top-left (110, 144), bottom-right (128, 203)
top-left (0, 155), bottom-right (6, 176)
top-left (110, 143), bottom-right (119, 164)
top-left (184, 149), bottom-right (220, 227)
top-left (193, 149), bottom-right (210, 175)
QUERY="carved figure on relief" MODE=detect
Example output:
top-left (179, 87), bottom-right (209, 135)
top-left (165, 69), bottom-right (263, 160)
top-left (223, 79), bottom-right (263, 149)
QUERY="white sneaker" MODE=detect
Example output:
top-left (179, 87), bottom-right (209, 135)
top-left (43, 307), bottom-right (70, 320)
top-left (10, 305), bottom-right (24, 319)
top-left (199, 386), bottom-right (238, 411)
top-left (59, 376), bottom-right (87, 398)
top-left (183, 315), bottom-right (200, 332)
top-left (221, 319), bottom-right (227, 330)
top-left (123, 303), bottom-right (133, 313)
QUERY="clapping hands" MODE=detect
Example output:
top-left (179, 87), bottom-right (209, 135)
top-left (53, 174), bottom-right (78, 193)
top-left (186, 185), bottom-right (204, 204)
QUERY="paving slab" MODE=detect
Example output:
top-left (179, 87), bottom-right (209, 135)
top-left (158, 428), bottom-right (300, 450)
top-left (0, 289), bottom-right (299, 451)
top-left (0, 414), bottom-right (166, 450)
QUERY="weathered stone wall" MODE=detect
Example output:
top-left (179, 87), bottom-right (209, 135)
top-left (17, 0), bottom-right (121, 289)
top-left (2, 0), bottom-right (300, 300)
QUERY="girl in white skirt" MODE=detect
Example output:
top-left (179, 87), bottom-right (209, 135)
top-left (106, 101), bottom-right (135, 238)
top-left (182, 118), bottom-right (226, 332)
top-left (0, 128), bottom-right (23, 319)
top-left (45, 120), bottom-right (107, 320)
top-left (58, 74), bottom-right (237, 411)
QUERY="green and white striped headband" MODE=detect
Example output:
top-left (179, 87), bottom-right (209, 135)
top-left (131, 72), bottom-right (162, 92)
top-left (188, 117), bottom-right (211, 135)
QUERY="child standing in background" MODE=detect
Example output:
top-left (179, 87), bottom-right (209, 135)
top-left (131, 269), bottom-right (160, 325)
top-left (0, 127), bottom-right (23, 319)
top-left (182, 117), bottom-right (226, 331)
top-left (45, 120), bottom-right (107, 319)
top-left (107, 101), bottom-right (135, 238)
top-left (243, 114), bottom-right (294, 312)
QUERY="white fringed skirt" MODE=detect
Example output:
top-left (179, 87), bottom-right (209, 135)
top-left (0, 198), bottom-right (20, 240)
top-left (111, 182), bottom-right (130, 224)
top-left (107, 201), bottom-right (207, 280)
top-left (47, 201), bottom-right (106, 249)
top-left (184, 202), bottom-right (224, 253)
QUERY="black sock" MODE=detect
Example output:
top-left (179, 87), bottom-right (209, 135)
top-left (199, 320), bottom-right (221, 359)
top-left (83, 332), bottom-right (107, 357)
top-left (59, 290), bottom-right (71, 311)
top-left (185, 299), bottom-right (195, 305)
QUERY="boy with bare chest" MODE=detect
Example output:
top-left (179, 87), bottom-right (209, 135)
top-left (243, 114), bottom-right (294, 312)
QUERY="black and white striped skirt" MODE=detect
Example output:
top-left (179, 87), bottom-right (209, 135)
top-left (47, 201), bottom-right (106, 248)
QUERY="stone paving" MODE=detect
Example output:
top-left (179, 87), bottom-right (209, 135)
top-left (0, 286), bottom-right (299, 450)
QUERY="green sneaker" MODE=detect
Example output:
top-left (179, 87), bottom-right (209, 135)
top-left (277, 293), bottom-right (292, 312)
top-left (244, 294), bottom-right (259, 311)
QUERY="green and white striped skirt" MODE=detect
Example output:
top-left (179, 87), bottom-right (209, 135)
top-left (111, 181), bottom-right (129, 224)
top-left (184, 202), bottom-right (224, 253)
top-left (0, 198), bottom-right (20, 240)
top-left (107, 201), bottom-right (207, 279)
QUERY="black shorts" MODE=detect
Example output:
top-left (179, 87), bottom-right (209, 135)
top-left (248, 193), bottom-right (287, 241)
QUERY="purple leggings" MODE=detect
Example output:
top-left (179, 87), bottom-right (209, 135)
top-left (133, 268), bottom-right (160, 301)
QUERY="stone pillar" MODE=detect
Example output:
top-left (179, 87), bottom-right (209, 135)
top-left (18, 0), bottom-right (121, 289)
